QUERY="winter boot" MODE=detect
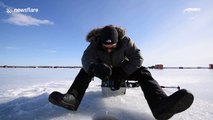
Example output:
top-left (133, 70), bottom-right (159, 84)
top-left (48, 91), bottom-right (79, 111)
top-left (152, 89), bottom-right (194, 120)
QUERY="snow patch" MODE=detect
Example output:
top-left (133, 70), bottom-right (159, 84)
top-left (0, 69), bottom-right (213, 120)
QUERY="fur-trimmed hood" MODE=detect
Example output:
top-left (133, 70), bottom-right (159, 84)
top-left (86, 25), bottom-right (126, 43)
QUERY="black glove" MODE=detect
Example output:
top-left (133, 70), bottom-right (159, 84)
top-left (110, 67), bottom-right (128, 81)
top-left (109, 67), bottom-right (128, 90)
top-left (88, 63), bottom-right (112, 81)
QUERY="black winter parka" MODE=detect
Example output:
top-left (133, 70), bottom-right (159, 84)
top-left (82, 26), bottom-right (143, 75)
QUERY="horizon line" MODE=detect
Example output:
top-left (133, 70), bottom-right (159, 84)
top-left (0, 65), bottom-right (212, 69)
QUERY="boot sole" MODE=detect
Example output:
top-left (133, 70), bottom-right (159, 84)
top-left (48, 91), bottom-right (77, 111)
top-left (156, 90), bottom-right (194, 120)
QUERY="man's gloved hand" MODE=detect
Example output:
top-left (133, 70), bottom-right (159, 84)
top-left (88, 63), bottom-right (112, 81)
top-left (109, 67), bottom-right (128, 90)
top-left (110, 67), bottom-right (128, 81)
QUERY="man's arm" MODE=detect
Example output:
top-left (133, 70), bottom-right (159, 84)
top-left (81, 43), bottom-right (98, 74)
top-left (121, 37), bottom-right (143, 75)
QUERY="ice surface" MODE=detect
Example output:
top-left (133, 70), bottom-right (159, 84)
top-left (0, 68), bottom-right (213, 120)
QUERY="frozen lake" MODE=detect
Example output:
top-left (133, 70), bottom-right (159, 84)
top-left (0, 68), bottom-right (213, 120)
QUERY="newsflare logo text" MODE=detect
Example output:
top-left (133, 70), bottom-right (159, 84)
top-left (6, 7), bottom-right (39, 13)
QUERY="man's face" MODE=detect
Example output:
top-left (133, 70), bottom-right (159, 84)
top-left (102, 43), bottom-right (117, 53)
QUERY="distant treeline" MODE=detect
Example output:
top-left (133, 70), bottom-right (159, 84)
top-left (147, 66), bottom-right (210, 69)
top-left (0, 65), bottom-right (212, 69)
top-left (148, 64), bottom-right (212, 69)
top-left (0, 65), bottom-right (82, 68)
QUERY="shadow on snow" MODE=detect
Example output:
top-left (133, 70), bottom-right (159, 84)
top-left (0, 91), bottom-right (154, 120)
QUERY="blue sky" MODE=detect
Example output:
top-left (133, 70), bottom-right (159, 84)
top-left (0, 0), bottom-right (212, 67)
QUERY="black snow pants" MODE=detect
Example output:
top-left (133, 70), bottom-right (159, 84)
top-left (67, 66), bottom-right (167, 110)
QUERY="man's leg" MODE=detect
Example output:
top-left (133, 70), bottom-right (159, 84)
top-left (128, 66), bottom-right (167, 109)
top-left (128, 66), bottom-right (194, 119)
top-left (49, 68), bottom-right (92, 110)
top-left (67, 68), bottom-right (92, 102)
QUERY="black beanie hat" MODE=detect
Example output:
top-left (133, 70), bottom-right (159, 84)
top-left (101, 25), bottom-right (118, 44)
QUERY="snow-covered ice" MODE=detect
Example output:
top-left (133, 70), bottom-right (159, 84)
top-left (0, 68), bottom-right (213, 120)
